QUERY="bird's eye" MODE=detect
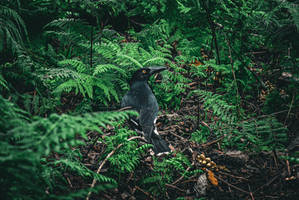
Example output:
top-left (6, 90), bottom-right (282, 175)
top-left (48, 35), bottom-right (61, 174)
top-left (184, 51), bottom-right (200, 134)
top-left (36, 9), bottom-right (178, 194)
top-left (142, 70), bottom-right (147, 74)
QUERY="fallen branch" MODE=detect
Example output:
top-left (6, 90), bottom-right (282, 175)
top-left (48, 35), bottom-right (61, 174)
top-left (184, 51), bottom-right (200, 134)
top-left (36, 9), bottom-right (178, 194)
top-left (201, 136), bottom-right (224, 147)
top-left (216, 175), bottom-right (250, 195)
top-left (165, 183), bottom-right (186, 193)
top-left (172, 162), bottom-right (195, 185)
top-left (135, 186), bottom-right (156, 200)
top-left (217, 171), bottom-right (248, 181)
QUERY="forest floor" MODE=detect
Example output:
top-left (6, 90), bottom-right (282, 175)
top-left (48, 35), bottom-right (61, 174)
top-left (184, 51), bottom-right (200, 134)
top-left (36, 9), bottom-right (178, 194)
top-left (72, 79), bottom-right (298, 200)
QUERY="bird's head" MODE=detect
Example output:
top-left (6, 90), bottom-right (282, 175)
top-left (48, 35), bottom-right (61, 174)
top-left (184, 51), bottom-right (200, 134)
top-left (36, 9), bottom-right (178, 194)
top-left (130, 66), bottom-right (167, 84)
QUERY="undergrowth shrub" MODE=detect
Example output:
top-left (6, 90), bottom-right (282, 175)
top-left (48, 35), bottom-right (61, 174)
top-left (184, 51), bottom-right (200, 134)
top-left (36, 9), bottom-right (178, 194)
top-left (105, 127), bottom-right (151, 173)
top-left (190, 89), bottom-right (288, 151)
top-left (142, 153), bottom-right (199, 197)
top-left (0, 95), bottom-right (137, 199)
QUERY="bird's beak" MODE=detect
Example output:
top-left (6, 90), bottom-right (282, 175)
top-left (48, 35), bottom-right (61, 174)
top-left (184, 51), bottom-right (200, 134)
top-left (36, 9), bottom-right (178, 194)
top-left (149, 66), bottom-right (167, 75)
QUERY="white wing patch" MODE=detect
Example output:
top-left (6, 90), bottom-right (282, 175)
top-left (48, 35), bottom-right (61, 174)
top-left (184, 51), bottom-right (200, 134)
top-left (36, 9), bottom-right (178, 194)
top-left (153, 117), bottom-right (159, 136)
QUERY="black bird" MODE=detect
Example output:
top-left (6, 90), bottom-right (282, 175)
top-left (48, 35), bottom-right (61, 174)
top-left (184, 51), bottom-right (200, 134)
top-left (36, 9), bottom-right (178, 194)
top-left (121, 66), bottom-right (170, 155)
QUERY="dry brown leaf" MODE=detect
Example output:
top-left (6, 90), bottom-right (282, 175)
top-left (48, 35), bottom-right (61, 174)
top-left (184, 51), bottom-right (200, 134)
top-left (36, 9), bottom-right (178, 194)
top-left (207, 170), bottom-right (218, 186)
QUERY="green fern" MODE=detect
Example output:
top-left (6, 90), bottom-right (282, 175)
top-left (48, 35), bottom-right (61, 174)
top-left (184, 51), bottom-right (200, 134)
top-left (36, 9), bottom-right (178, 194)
top-left (45, 58), bottom-right (120, 104)
top-left (93, 64), bottom-right (127, 76)
top-left (190, 89), bottom-right (288, 151)
top-left (0, 95), bottom-right (136, 199)
top-left (0, 4), bottom-right (28, 55)
top-left (190, 89), bottom-right (238, 125)
top-left (106, 127), bottom-right (151, 172)
top-left (0, 73), bottom-right (8, 90)
top-left (142, 153), bottom-right (195, 197)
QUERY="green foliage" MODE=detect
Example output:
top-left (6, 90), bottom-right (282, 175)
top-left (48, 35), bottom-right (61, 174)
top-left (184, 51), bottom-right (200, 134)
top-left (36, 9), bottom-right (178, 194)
top-left (142, 153), bottom-right (200, 197)
top-left (44, 18), bottom-right (91, 58)
top-left (234, 116), bottom-right (288, 151)
top-left (0, 95), bottom-right (133, 199)
top-left (154, 65), bottom-right (190, 109)
top-left (0, 3), bottom-right (28, 58)
top-left (191, 89), bottom-right (288, 151)
top-left (53, 58), bottom-right (120, 103)
top-left (128, 19), bottom-right (192, 109)
top-left (280, 154), bottom-right (299, 164)
top-left (92, 36), bottom-right (189, 108)
top-left (106, 127), bottom-right (151, 173)
top-left (190, 89), bottom-right (239, 124)
top-left (0, 73), bottom-right (8, 90)
top-left (191, 126), bottom-right (210, 144)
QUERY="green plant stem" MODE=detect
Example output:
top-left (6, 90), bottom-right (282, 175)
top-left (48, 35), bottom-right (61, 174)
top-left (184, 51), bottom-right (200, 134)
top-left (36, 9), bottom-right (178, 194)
top-left (224, 34), bottom-right (241, 115)
top-left (201, 0), bottom-right (220, 65)
top-left (284, 92), bottom-right (295, 125)
top-left (90, 26), bottom-right (93, 68)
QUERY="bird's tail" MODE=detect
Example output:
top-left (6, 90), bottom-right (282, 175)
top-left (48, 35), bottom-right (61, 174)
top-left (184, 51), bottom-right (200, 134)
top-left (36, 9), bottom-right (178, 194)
top-left (150, 134), bottom-right (171, 155)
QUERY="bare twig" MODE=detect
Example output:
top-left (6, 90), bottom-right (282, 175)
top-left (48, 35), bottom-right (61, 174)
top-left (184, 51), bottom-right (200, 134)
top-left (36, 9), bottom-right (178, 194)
top-left (272, 150), bottom-right (278, 169)
top-left (180, 178), bottom-right (198, 184)
top-left (66, 177), bottom-right (73, 188)
top-left (217, 171), bottom-right (248, 181)
top-left (135, 186), bottom-right (156, 200)
top-left (90, 26), bottom-right (93, 68)
top-left (201, 136), bottom-right (224, 147)
top-left (253, 175), bottom-right (279, 193)
top-left (286, 159), bottom-right (291, 176)
top-left (169, 131), bottom-right (188, 142)
top-left (118, 106), bottom-right (133, 111)
top-left (248, 184), bottom-right (255, 200)
top-left (224, 33), bottom-right (241, 114)
top-left (201, 1), bottom-right (220, 64)
top-left (172, 162), bottom-right (195, 185)
top-left (216, 175), bottom-right (250, 194)
top-left (284, 92), bottom-right (295, 125)
top-left (160, 125), bottom-right (188, 141)
top-left (165, 183), bottom-right (186, 193)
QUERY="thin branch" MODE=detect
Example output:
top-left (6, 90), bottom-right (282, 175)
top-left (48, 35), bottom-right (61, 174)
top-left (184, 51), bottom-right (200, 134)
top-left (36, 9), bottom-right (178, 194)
top-left (201, 136), bottom-right (224, 147)
top-left (284, 92), bottom-right (295, 125)
top-left (165, 183), bottom-right (186, 193)
top-left (224, 34), bottom-right (241, 114)
top-left (216, 175), bottom-right (250, 195)
top-left (86, 136), bottom-right (144, 200)
top-left (201, 0), bottom-right (220, 65)
top-left (172, 162), bottom-right (195, 185)
top-left (135, 186), bottom-right (156, 200)
top-left (90, 26), bottom-right (93, 68)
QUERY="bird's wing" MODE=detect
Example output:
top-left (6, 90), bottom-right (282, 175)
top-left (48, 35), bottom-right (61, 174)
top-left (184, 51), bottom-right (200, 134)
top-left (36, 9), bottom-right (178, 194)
top-left (121, 91), bottom-right (143, 109)
top-left (139, 107), bottom-right (158, 140)
top-left (121, 92), bottom-right (132, 108)
top-left (140, 109), bottom-right (170, 154)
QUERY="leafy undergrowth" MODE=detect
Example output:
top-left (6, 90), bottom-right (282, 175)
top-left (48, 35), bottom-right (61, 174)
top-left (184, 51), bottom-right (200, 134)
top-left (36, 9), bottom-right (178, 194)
top-left (73, 88), bottom-right (298, 200)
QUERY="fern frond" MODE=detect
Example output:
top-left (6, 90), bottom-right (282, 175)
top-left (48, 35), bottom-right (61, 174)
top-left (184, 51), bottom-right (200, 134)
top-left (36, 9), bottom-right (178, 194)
top-left (0, 95), bottom-right (135, 199)
top-left (190, 89), bottom-right (238, 124)
top-left (44, 18), bottom-right (89, 30)
top-left (0, 73), bottom-right (8, 90)
top-left (142, 57), bottom-right (169, 66)
top-left (0, 5), bottom-right (28, 54)
top-left (117, 54), bottom-right (143, 68)
top-left (93, 64), bottom-right (126, 76)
